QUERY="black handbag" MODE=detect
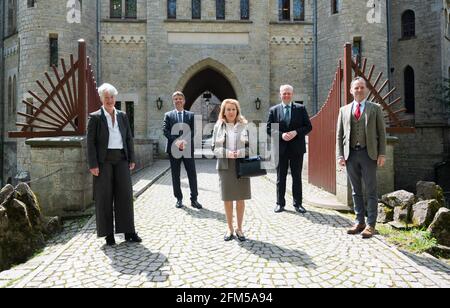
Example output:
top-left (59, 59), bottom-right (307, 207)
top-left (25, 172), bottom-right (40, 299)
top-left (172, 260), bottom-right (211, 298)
top-left (236, 156), bottom-right (267, 179)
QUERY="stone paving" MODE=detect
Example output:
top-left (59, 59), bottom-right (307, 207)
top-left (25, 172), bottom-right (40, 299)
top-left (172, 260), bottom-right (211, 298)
top-left (2, 160), bottom-right (450, 288)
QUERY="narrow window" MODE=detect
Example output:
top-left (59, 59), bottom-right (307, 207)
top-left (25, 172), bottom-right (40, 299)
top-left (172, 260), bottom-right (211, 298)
top-left (279, 0), bottom-right (290, 21)
top-left (168, 0), bottom-right (177, 19)
top-left (110, 0), bottom-right (122, 18)
top-left (240, 0), bottom-right (249, 20)
top-left (49, 34), bottom-right (59, 67)
top-left (192, 0), bottom-right (201, 19)
top-left (126, 102), bottom-right (135, 137)
top-left (402, 10), bottom-right (416, 38)
top-left (404, 66), bottom-right (415, 114)
top-left (125, 0), bottom-right (137, 19)
top-left (293, 0), bottom-right (305, 21)
top-left (216, 0), bottom-right (225, 20)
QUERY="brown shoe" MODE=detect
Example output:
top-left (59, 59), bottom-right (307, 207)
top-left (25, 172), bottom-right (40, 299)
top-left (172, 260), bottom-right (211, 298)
top-left (347, 224), bottom-right (366, 235)
top-left (361, 226), bottom-right (375, 239)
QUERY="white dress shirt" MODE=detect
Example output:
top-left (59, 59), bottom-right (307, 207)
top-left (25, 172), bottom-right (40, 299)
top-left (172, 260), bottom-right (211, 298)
top-left (225, 123), bottom-right (239, 152)
top-left (102, 106), bottom-right (124, 149)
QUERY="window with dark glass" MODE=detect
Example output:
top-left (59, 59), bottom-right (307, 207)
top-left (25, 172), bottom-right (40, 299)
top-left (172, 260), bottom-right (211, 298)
top-left (279, 0), bottom-right (290, 21)
top-left (293, 0), bottom-right (305, 21)
top-left (331, 0), bottom-right (341, 14)
top-left (8, 0), bottom-right (17, 34)
top-left (240, 0), bottom-right (249, 20)
top-left (12, 76), bottom-right (16, 114)
top-left (404, 66), bottom-right (415, 114)
top-left (402, 10), bottom-right (415, 38)
top-left (115, 101), bottom-right (122, 111)
top-left (125, 0), bottom-right (137, 18)
top-left (192, 0), bottom-right (201, 19)
top-left (110, 0), bottom-right (122, 18)
top-left (27, 0), bottom-right (35, 8)
top-left (352, 37), bottom-right (362, 67)
top-left (7, 78), bottom-right (12, 114)
top-left (49, 35), bottom-right (59, 67)
top-left (126, 102), bottom-right (135, 137)
top-left (216, 0), bottom-right (225, 20)
top-left (168, 0), bottom-right (176, 19)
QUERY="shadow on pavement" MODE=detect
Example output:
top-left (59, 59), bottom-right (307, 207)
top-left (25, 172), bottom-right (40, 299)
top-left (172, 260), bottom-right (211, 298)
top-left (238, 239), bottom-right (317, 269)
top-left (101, 242), bottom-right (170, 283)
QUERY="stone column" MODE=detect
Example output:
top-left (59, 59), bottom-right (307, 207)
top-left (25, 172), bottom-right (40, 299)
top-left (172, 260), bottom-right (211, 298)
top-left (25, 137), bottom-right (93, 218)
top-left (336, 135), bottom-right (398, 208)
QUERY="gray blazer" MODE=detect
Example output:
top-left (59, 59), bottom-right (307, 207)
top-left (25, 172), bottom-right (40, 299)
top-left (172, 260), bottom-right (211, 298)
top-left (336, 101), bottom-right (386, 161)
top-left (212, 122), bottom-right (252, 170)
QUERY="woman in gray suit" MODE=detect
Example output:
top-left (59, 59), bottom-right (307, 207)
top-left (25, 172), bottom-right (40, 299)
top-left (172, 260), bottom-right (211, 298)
top-left (212, 99), bottom-right (251, 242)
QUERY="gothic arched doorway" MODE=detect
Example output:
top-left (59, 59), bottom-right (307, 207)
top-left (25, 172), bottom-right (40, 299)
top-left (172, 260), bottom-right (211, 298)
top-left (182, 68), bottom-right (237, 125)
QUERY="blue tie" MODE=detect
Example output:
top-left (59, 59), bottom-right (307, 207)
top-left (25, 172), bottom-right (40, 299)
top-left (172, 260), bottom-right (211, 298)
top-left (284, 105), bottom-right (290, 126)
top-left (177, 112), bottom-right (183, 123)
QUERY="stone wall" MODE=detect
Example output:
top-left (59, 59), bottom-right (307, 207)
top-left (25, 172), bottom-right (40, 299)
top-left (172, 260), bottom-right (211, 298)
top-left (25, 137), bottom-right (93, 218)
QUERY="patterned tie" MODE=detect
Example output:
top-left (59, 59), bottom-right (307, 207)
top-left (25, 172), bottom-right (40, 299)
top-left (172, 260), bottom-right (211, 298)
top-left (354, 103), bottom-right (361, 121)
top-left (284, 105), bottom-right (291, 126)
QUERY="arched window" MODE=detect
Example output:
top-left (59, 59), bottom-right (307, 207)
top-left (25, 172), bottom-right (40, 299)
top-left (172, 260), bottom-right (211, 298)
top-left (402, 10), bottom-right (415, 39)
top-left (167, 0), bottom-right (176, 19)
top-left (404, 66), bottom-right (415, 114)
top-left (12, 76), bottom-right (17, 114)
top-left (7, 77), bottom-right (12, 114)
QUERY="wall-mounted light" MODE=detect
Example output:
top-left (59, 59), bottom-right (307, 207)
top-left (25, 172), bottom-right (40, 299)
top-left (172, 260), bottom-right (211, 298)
top-left (156, 97), bottom-right (163, 110)
top-left (255, 97), bottom-right (261, 110)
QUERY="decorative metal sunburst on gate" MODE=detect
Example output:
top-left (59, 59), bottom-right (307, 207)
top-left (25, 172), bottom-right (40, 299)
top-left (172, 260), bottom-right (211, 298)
top-left (8, 39), bottom-right (101, 138)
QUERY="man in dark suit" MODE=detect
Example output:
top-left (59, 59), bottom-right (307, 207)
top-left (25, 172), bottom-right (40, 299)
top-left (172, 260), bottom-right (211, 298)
top-left (87, 83), bottom-right (141, 246)
top-left (267, 85), bottom-right (313, 213)
top-left (163, 91), bottom-right (203, 209)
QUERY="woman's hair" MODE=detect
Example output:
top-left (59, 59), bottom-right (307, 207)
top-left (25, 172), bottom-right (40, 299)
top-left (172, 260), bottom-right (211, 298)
top-left (98, 83), bottom-right (118, 102)
top-left (216, 99), bottom-right (248, 125)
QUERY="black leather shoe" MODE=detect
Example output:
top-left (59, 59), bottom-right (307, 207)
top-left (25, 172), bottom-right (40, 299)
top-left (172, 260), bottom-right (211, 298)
top-left (105, 235), bottom-right (116, 246)
top-left (274, 205), bottom-right (285, 213)
top-left (294, 204), bottom-right (307, 214)
top-left (125, 233), bottom-right (142, 243)
top-left (191, 200), bottom-right (203, 209)
top-left (224, 232), bottom-right (234, 241)
top-left (175, 200), bottom-right (184, 208)
top-left (235, 229), bottom-right (246, 242)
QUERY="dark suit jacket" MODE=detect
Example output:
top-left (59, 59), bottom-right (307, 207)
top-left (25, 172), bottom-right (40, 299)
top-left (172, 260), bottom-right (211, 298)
top-left (267, 103), bottom-right (313, 157)
top-left (163, 110), bottom-right (195, 155)
top-left (87, 108), bottom-right (135, 169)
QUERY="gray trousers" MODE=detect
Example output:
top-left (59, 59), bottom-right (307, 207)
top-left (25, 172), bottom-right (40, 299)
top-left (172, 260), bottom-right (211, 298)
top-left (94, 150), bottom-right (135, 237)
top-left (346, 149), bottom-right (378, 227)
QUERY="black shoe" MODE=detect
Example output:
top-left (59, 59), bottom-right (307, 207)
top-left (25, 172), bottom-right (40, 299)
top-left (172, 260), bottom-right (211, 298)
top-left (105, 235), bottom-right (116, 246)
top-left (235, 229), bottom-right (246, 242)
top-left (274, 205), bottom-right (285, 213)
top-left (294, 204), bottom-right (307, 214)
top-left (224, 232), bottom-right (234, 241)
top-left (125, 233), bottom-right (142, 243)
top-left (176, 200), bottom-right (184, 208)
top-left (191, 200), bottom-right (203, 209)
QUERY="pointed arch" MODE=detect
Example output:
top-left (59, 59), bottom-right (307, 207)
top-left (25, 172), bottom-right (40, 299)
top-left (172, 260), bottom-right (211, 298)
top-left (175, 58), bottom-right (244, 108)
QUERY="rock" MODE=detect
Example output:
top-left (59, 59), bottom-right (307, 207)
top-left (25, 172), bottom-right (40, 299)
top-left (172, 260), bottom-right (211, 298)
top-left (0, 184), bottom-right (15, 206)
top-left (15, 183), bottom-right (42, 227)
top-left (388, 220), bottom-right (410, 230)
top-left (381, 190), bottom-right (416, 208)
top-left (394, 205), bottom-right (410, 224)
top-left (411, 199), bottom-right (441, 228)
top-left (5, 199), bottom-right (32, 231)
top-left (416, 181), bottom-right (445, 207)
top-left (377, 203), bottom-right (394, 223)
top-left (427, 208), bottom-right (450, 247)
top-left (42, 216), bottom-right (62, 236)
top-left (0, 206), bottom-right (8, 231)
